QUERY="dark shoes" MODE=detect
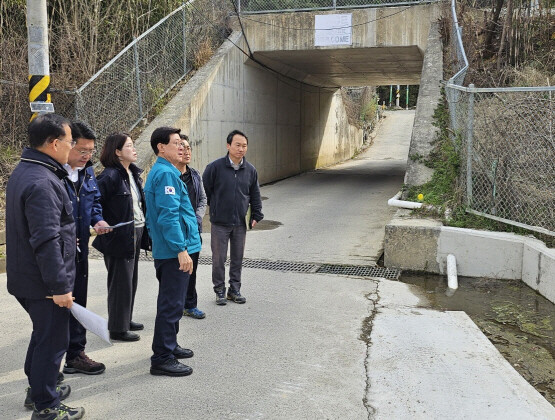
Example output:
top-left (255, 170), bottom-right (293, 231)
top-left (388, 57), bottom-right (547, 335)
top-left (227, 289), bottom-right (246, 304)
top-left (129, 320), bottom-right (144, 331)
top-left (150, 358), bottom-right (193, 377)
top-left (31, 403), bottom-right (85, 420)
top-left (184, 307), bottom-right (206, 319)
top-left (110, 331), bottom-right (140, 342)
top-left (215, 288), bottom-right (227, 305)
top-left (25, 384), bottom-right (71, 410)
top-left (173, 345), bottom-right (194, 359)
top-left (63, 351), bottom-right (105, 375)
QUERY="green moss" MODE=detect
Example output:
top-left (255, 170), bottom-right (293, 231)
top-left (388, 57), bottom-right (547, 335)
top-left (405, 96), bottom-right (461, 207)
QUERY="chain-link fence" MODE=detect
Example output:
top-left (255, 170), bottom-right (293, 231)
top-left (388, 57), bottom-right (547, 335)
top-left (1, 1), bottom-right (230, 154)
top-left (444, 0), bottom-right (555, 236)
top-left (236, 0), bottom-right (430, 13)
top-left (448, 85), bottom-right (555, 235)
top-left (74, 2), bottom-right (230, 150)
top-left (75, 6), bottom-right (186, 145)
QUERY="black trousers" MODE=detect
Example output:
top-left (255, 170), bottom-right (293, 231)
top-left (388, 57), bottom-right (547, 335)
top-left (184, 252), bottom-right (200, 310)
top-left (104, 227), bottom-right (143, 333)
top-left (17, 297), bottom-right (69, 411)
top-left (151, 258), bottom-right (189, 366)
top-left (67, 251), bottom-right (88, 360)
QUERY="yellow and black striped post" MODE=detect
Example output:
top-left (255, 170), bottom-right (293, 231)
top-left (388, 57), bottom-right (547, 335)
top-left (28, 74), bottom-right (51, 121)
top-left (27, 0), bottom-right (53, 120)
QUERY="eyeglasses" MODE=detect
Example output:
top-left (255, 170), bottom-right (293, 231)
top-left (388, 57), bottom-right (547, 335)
top-left (74, 149), bottom-right (96, 156)
top-left (59, 138), bottom-right (76, 148)
top-left (169, 141), bottom-right (184, 148)
top-left (180, 143), bottom-right (192, 151)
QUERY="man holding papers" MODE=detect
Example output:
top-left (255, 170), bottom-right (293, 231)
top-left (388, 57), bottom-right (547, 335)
top-left (6, 114), bottom-right (85, 419)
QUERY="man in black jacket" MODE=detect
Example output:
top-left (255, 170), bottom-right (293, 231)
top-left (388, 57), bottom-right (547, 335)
top-left (6, 113), bottom-right (85, 419)
top-left (202, 130), bottom-right (263, 305)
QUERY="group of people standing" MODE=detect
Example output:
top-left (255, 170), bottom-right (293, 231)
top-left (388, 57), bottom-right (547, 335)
top-left (5, 113), bottom-right (263, 419)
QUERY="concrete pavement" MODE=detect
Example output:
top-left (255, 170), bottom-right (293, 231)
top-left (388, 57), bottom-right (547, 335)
top-left (1, 110), bottom-right (553, 419)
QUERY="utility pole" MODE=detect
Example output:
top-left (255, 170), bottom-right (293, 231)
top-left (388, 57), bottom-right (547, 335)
top-left (27, 0), bottom-right (53, 120)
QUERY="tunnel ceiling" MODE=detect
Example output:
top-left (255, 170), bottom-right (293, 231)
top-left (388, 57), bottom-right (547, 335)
top-left (252, 46), bottom-right (423, 88)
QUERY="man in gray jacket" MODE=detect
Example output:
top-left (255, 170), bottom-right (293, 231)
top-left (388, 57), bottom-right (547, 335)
top-left (202, 129), bottom-right (263, 305)
top-left (176, 134), bottom-right (207, 319)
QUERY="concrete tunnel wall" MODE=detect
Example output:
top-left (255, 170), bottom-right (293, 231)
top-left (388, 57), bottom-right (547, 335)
top-left (236, 4), bottom-right (440, 51)
top-left (135, 31), bottom-right (363, 184)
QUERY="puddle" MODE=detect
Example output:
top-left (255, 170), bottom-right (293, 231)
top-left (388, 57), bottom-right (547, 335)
top-left (399, 273), bottom-right (555, 405)
top-left (201, 216), bottom-right (281, 232)
top-left (251, 219), bottom-right (282, 231)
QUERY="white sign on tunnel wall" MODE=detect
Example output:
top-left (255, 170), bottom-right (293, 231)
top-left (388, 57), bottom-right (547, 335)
top-left (314, 14), bottom-right (352, 47)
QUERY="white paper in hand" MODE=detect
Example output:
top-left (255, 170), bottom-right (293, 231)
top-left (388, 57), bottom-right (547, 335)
top-left (70, 303), bottom-right (112, 345)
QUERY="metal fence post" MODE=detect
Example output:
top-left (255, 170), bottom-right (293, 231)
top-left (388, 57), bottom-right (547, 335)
top-left (132, 37), bottom-right (143, 118)
top-left (466, 84), bottom-right (475, 207)
top-left (238, 0), bottom-right (241, 14)
top-left (182, 3), bottom-right (187, 75)
top-left (333, 0), bottom-right (337, 9)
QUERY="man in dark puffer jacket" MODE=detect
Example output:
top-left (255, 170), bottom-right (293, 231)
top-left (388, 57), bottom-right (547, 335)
top-left (6, 113), bottom-right (85, 419)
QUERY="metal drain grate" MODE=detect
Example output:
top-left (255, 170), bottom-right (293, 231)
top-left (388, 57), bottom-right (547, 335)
top-left (200, 256), bottom-right (316, 273)
top-left (90, 250), bottom-right (400, 279)
top-left (242, 259), bottom-right (317, 273)
top-left (316, 264), bottom-right (400, 280)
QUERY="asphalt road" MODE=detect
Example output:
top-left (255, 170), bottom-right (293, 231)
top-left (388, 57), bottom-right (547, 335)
top-left (2, 110), bottom-right (553, 419)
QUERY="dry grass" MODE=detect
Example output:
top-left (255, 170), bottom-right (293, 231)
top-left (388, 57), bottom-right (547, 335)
top-left (447, 1), bottom-right (555, 87)
top-left (193, 38), bottom-right (215, 70)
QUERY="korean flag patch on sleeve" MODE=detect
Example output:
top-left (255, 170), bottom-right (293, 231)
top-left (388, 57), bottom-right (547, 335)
top-left (165, 186), bottom-right (176, 195)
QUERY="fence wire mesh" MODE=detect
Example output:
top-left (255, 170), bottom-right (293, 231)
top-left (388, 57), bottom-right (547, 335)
top-left (0, 1), bottom-right (231, 156)
top-left (237, 0), bottom-right (428, 13)
top-left (449, 86), bottom-right (555, 235)
top-left (445, 0), bottom-right (554, 236)
top-left (74, 2), bottom-right (230, 150)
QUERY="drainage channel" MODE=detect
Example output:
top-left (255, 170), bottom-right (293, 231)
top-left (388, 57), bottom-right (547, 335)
top-left (90, 250), bottom-right (401, 280)
top-left (400, 273), bottom-right (555, 405)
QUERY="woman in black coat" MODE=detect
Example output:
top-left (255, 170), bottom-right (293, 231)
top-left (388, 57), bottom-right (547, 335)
top-left (93, 133), bottom-right (150, 342)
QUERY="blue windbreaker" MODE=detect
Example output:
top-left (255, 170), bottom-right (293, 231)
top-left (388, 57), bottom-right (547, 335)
top-left (144, 157), bottom-right (201, 259)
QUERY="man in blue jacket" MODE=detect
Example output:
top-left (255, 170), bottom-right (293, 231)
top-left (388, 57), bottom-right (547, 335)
top-left (62, 122), bottom-right (110, 376)
top-left (202, 129), bottom-right (263, 305)
top-left (144, 126), bottom-right (202, 377)
top-left (6, 113), bottom-right (85, 419)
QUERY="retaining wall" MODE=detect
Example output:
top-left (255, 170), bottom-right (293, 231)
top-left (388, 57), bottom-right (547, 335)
top-left (384, 213), bottom-right (555, 304)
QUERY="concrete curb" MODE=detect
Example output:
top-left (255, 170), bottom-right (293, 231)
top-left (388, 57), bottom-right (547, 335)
top-left (384, 211), bottom-right (555, 304)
